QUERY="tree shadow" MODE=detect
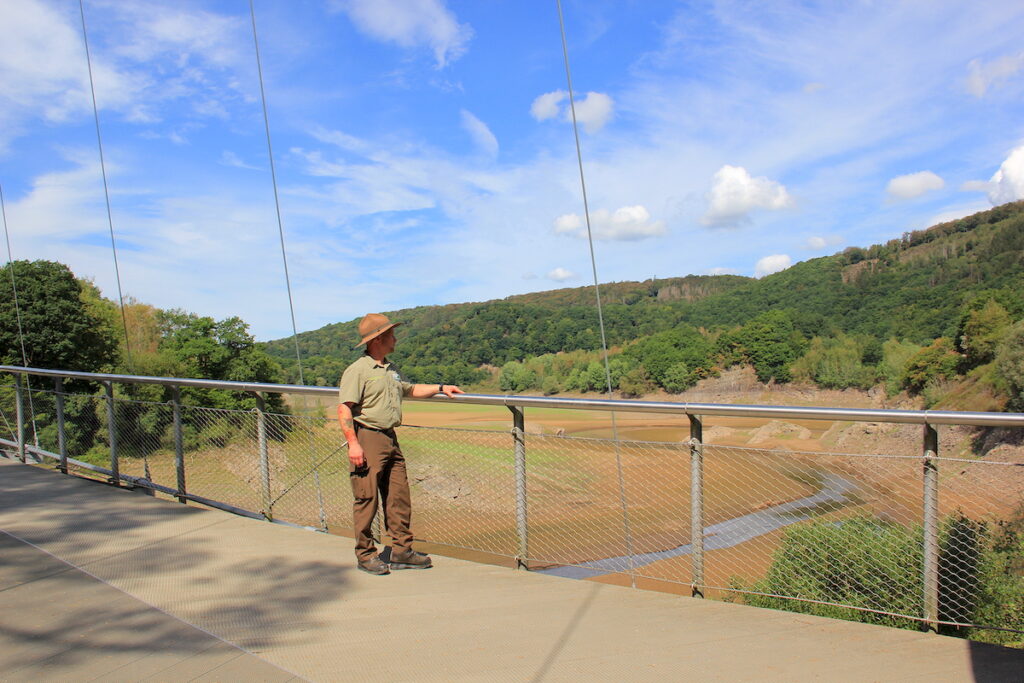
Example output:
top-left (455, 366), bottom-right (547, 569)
top-left (969, 640), bottom-right (1024, 682)
top-left (0, 460), bottom-right (353, 669)
top-left (969, 426), bottom-right (1024, 458)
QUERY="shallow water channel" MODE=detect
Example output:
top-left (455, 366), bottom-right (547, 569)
top-left (538, 471), bottom-right (860, 579)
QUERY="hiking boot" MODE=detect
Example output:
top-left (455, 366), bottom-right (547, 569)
top-left (357, 556), bottom-right (391, 575)
top-left (388, 549), bottom-right (432, 569)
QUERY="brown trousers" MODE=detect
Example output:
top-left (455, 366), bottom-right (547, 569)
top-left (350, 426), bottom-right (414, 561)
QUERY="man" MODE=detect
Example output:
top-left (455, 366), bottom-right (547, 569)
top-left (338, 313), bottom-right (464, 575)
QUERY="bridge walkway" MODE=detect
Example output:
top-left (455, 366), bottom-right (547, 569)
top-left (1, 458), bottom-right (1021, 682)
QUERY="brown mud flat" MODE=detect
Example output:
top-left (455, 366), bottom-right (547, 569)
top-left (394, 369), bottom-right (1024, 594)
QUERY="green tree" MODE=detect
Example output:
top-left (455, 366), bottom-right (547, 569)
top-left (662, 362), bottom-right (697, 393)
top-left (957, 300), bottom-right (1013, 369)
top-left (791, 334), bottom-right (876, 389)
top-left (499, 361), bottom-right (537, 393)
top-left (155, 310), bottom-right (285, 412)
top-left (730, 310), bottom-right (806, 383)
top-left (624, 326), bottom-right (712, 389)
top-left (901, 337), bottom-right (960, 394)
top-left (995, 321), bottom-right (1024, 411)
top-left (0, 260), bottom-right (118, 371)
top-left (878, 338), bottom-right (923, 395)
top-left (618, 366), bottom-right (654, 397)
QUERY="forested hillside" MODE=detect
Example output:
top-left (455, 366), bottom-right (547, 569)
top-left (264, 202), bottom-right (1024, 411)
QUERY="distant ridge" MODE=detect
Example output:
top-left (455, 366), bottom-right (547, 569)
top-left (263, 201), bottom-right (1024, 380)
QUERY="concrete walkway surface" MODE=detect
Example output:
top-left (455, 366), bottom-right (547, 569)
top-left (1, 457), bottom-right (1022, 682)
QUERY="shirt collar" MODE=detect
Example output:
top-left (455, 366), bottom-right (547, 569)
top-left (363, 352), bottom-right (389, 369)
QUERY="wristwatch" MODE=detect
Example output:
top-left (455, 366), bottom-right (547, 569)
top-left (438, 384), bottom-right (444, 394)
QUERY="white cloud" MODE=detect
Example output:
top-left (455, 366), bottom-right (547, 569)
top-left (886, 170), bottom-right (944, 199)
top-left (546, 267), bottom-right (576, 282)
top-left (961, 145), bottom-right (1024, 205)
top-left (572, 92), bottom-right (614, 133)
top-left (0, 1), bottom-right (102, 144)
top-left (460, 109), bottom-right (498, 158)
top-left (333, 0), bottom-right (472, 68)
top-left (803, 82), bottom-right (825, 93)
top-left (986, 145), bottom-right (1024, 205)
top-left (0, 1), bottom-right (254, 151)
top-left (553, 213), bottom-right (583, 234)
top-left (113, 5), bottom-right (245, 68)
top-left (960, 180), bottom-right (993, 193)
top-left (220, 150), bottom-right (260, 170)
top-left (966, 53), bottom-right (1024, 97)
top-left (754, 254), bottom-right (792, 278)
top-left (553, 205), bottom-right (666, 241)
top-left (706, 267), bottom-right (738, 275)
top-left (529, 89), bottom-right (613, 133)
top-left (803, 235), bottom-right (842, 250)
top-left (701, 165), bottom-right (794, 227)
top-left (530, 91), bottom-right (566, 121)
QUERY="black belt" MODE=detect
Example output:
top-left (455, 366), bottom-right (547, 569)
top-left (355, 423), bottom-right (396, 434)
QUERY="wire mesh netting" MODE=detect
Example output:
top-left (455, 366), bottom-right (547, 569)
top-left (699, 446), bottom-right (925, 621)
top-left (2, 376), bottom-right (1023, 641)
top-left (397, 425), bottom-right (518, 556)
top-left (520, 434), bottom-right (691, 576)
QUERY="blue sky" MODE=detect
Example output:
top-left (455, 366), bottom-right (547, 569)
top-left (2, 0), bottom-right (1024, 341)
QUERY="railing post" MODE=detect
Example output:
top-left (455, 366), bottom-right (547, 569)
top-left (14, 374), bottom-right (25, 463)
top-left (254, 392), bottom-right (272, 521)
top-left (104, 381), bottom-right (119, 484)
top-left (54, 377), bottom-right (67, 474)
top-left (172, 386), bottom-right (186, 503)
top-left (689, 414), bottom-right (705, 598)
top-left (510, 405), bottom-right (528, 569)
top-left (922, 423), bottom-right (939, 632)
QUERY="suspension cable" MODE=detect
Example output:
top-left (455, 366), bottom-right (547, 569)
top-left (555, 1), bottom-right (615, 404)
top-left (1, 182), bottom-right (39, 446)
top-left (249, 0), bottom-right (305, 389)
top-left (78, 0), bottom-right (133, 372)
top-left (556, 0), bottom-right (635, 584)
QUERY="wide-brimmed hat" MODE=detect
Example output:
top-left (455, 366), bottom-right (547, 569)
top-left (354, 313), bottom-right (401, 348)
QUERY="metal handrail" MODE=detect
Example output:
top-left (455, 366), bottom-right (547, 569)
top-left (2, 364), bottom-right (1023, 427)
top-left (3, 363), bottom-right (1024, 636)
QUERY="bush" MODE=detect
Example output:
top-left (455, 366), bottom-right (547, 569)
top-left (618, 366), bottom-right (654, 397)
top-left (662, 362), bottom-right (697, 393)
top-left (970, 504), bottom-right (1024, 646)
top-left (740, 512), bottom-right (1024, 643)
top-left (791, 334), bottom-right (876, 389)
top-left (540, 375), bottom-right (561, 396)
top-left (879, 338), bottom-right (923, 395)
top-left (499, 361), bottom-right (538, 393)
top-left (743, 516), bottom-right (924, 628)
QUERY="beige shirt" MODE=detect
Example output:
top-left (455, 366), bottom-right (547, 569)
top-left (338, 354), bottom-right (414, 430)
